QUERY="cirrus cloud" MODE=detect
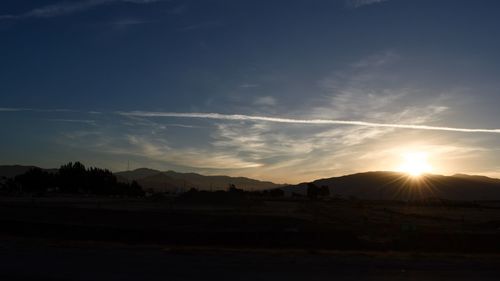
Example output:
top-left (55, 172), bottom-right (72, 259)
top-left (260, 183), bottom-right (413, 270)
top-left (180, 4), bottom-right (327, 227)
top-left (0, 0), bottom-right (162, 20)
top-left (118, 111), bottom-right (500, 134)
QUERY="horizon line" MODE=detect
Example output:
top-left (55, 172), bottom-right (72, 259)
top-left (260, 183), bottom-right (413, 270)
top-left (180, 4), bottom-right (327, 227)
top-left (2, 163), bottom-right (499, 185)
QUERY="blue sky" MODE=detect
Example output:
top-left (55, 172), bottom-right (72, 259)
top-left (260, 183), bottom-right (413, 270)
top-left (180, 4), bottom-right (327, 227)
top-left (1, 0), bottom-right (500, 183)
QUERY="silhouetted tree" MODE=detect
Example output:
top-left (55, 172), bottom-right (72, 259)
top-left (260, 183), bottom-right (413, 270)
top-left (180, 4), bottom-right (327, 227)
top-left (86, 167), bottom-right (119, 195)
top-left (4, 162), bottom-right (144, 197)
top-left (58, 162), bottom-right (87, 193)
top-left (15, 168), bottom-right (54, 194)
top-left (128, 180), bottom-right (144, 196)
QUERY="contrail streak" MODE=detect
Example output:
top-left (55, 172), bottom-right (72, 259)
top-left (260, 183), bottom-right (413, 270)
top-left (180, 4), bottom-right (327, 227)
top-left (120, 111), bottom-right (500, 134)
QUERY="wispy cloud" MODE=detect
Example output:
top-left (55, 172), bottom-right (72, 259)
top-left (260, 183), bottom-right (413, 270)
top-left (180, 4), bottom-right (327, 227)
top-left (254, 96), bottom-right (276, 107)
top-left (0, 107), bottom-right (78, 113)
top-left (0, 107), bottom-right (90, 113)
top-left (0, 0), bottom-right (162, 20)
top-left (0, 107), bottom-right (28, 112)
top-left (47, 119), bottom-right (97, 125)
top-left (1, 107), bottom-right (99, 125)
top-left (206, 120), bottom-right (394, 182)
top-left (346, 0), bottom-right (390, 8)
top-left (4, 50), bottom-right (497, 182)
top-left (124, 135), bottom-right (263, 169)
top-left (164, 123), bottom-right (201, 129)
top-left (119, 111), bottom-right (500, 134)
top-left (351, 51), bottom-right (399, 68)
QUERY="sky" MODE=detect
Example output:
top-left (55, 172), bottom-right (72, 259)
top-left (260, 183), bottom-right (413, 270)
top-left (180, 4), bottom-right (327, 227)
top-left (1, 0), bottom-right (500, 183)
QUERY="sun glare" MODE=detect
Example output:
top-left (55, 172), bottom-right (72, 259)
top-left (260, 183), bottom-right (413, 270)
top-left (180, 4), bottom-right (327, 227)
top-left (397, 152), bottom-right (433, 177)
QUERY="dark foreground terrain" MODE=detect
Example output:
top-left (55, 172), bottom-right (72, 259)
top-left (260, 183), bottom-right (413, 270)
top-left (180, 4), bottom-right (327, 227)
top-left (2, 240), bottom-right (500, 281)
top-left (2, 197), bottom-right (500, 280)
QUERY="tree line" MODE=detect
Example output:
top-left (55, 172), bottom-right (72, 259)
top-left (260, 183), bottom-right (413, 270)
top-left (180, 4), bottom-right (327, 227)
top-left (0, 162), bottom-right (144, 196)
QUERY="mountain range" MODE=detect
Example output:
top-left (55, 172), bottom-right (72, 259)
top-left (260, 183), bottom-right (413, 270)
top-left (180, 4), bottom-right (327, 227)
top-left (2, 165), bottom-right (500, 200)
top-left (0, 165), bottom-right (281, 192)
top-left (282, 171), bottom-right (500, 201)
top-left (114, 168), bottom-right (281, 192)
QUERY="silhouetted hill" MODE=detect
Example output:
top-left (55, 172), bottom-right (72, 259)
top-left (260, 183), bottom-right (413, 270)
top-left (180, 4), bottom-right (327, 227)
top-left (282, 171), bottom-right (500, 201)
top-left (133, 172), bottom-right (186, 192)
top-left (115, 169), bottom-right (281, 192)
top-left (116, 168), bottom-right (161, 181)
top-left (0, 165), bottom-right (57, 179)
top-left (452, 173), bottom-right (500, 184)
top-left (0, 165), bottom-right (37, 178)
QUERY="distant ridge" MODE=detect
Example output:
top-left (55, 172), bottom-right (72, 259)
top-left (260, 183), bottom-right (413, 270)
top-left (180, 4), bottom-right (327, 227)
top-left (4, 165), bottom-right (500, 200)
top-left (0, 165), bottom-right (45, 178)
top-left (0, 165), bottom-right (281, 192)
top-left (116, 168), bottom-right (160, 180)
top-left (282, 171), bottom-right (500, 201)
top-left (115, 169), bottom-right (281, 192)
top-left (451, 173), bottom-right (500, 184)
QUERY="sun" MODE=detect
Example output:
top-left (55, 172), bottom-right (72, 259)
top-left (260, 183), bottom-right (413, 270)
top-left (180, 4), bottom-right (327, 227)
top-left (397, 151), bottom-right (433, 177)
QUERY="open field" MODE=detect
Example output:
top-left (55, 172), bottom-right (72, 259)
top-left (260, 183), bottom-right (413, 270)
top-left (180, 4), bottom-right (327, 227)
top-left (1, 197), bottom-right (500, 252)
top-left (2, 197), bottom-right (500, 280)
